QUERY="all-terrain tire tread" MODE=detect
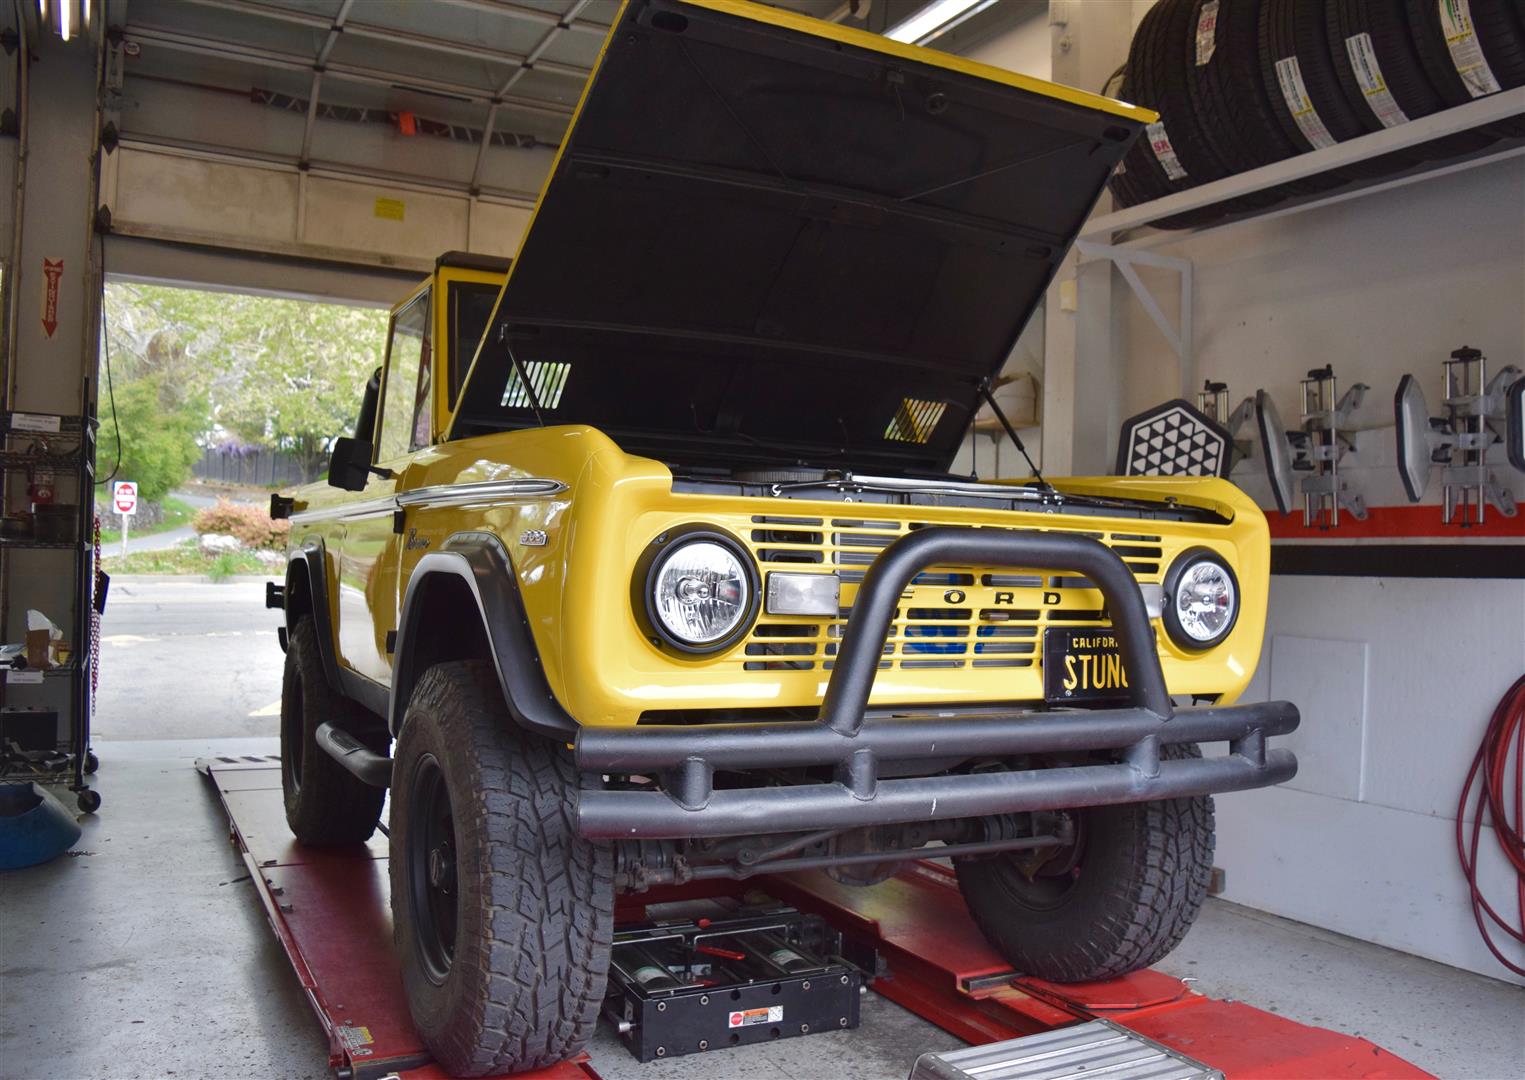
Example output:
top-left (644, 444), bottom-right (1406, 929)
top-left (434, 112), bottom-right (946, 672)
top-left (955, 743), bottom-right (1215, 983)
top-left (390, 661), bottom-right (613, 1077)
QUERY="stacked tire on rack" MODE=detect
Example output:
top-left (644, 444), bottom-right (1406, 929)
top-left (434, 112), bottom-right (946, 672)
top-left (1109, 0), bottom-right (1525, 226)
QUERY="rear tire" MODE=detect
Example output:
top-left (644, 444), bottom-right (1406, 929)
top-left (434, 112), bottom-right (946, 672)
top-left (955, 743), bottom-right (1215, 982)
top-left (390, 661), bottom-right (613, 1077)
top-left (280, 617), bottom-right (386, 845)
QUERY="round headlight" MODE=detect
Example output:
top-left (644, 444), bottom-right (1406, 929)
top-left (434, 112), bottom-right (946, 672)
top-left (1162, 549), bottom-right (1239, 650)
top-left (646, 536), bottom-right (755, 651)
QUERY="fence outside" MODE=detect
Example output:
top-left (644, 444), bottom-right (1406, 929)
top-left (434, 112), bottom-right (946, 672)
top-left (193, 445), bottom-right (308, 488)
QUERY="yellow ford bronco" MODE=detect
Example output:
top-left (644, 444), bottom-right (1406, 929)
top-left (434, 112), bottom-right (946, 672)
top-left (268, 1), bottom-right (1299, 1074)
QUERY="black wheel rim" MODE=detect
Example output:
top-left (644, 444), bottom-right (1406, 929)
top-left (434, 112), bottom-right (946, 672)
top-left (281, 674), bottom-right (303, 794)
top-left (407, 753), bottom-right (458, 984)
top-left (1002, 812), bottom-right (1087, 910)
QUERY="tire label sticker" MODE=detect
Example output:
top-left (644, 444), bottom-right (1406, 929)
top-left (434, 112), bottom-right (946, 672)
top-left (1275, 56), bottom-right (1339, 149)
top-left (729, 1005), bottom-right (784, 1028)
top-left (1145, 121), bottom-right (1189, 181)
top-left (1195, 0), bottom-right (1219, 65)
top-left (1438, 0), bottom-right (1502, 97)
top-left (1345, 32), bottom-right (1410, 127)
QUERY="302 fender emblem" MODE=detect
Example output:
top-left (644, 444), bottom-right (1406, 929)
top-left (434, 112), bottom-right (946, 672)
top-left (520, 530), bottom-right (548, 547)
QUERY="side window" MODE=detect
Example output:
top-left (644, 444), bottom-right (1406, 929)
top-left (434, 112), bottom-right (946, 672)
top-left (377, 288), bottom-right (432, 462)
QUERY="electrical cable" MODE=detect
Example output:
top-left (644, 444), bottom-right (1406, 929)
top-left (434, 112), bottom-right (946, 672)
top-left (1456, 673), bottom-right (1525, 977)
top-left (94, 233), bottom-right (121, 487)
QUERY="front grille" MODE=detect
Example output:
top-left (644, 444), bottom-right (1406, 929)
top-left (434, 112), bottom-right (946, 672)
top-left (740, 516), bottom-right (1165, 673)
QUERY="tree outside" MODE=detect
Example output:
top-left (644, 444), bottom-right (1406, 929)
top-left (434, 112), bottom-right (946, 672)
top-left (101, 283), bottom-right (389, 494)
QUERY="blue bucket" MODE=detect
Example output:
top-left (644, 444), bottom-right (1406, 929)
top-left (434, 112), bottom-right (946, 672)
top-left (0, 782), bottom-right (83, 870)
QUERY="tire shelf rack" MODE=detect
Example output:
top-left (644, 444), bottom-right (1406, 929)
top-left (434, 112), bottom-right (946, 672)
top-left (0, 410), bottom-right (101, 813)
top-left (1074, 86), bottom-right (1525, 399)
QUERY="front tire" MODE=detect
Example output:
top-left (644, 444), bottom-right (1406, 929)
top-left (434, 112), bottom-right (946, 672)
top-left (280, 617), bottom-right (386, 845)
top-left (390, 661), bottom-right (613, 1077)
top-left (955, 743), bottom-right (1215, 982)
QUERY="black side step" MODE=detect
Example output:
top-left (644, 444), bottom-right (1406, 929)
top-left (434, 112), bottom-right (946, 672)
top-left (315, 722), bottom-right (392, 788)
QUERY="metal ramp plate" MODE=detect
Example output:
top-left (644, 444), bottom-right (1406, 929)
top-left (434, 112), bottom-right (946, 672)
top-left (909, 1019), bottom-right (1222, 1080)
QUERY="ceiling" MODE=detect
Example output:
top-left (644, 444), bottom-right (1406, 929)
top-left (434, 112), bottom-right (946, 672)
top-left (101, 0), bottom-right (939, 198)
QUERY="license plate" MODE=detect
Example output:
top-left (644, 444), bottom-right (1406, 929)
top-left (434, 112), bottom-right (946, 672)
top-left (1043, 628), bottom-right (1132, 704)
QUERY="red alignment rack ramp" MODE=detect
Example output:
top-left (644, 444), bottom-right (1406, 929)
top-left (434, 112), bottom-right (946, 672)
top-left (199, 757), bottom-right (593, 1080)
top-left (201, 758), bottom-right (1432, 1080)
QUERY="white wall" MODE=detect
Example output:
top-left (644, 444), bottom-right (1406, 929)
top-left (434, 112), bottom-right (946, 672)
top-left (1118, 158), bottom-right (1525, 516)
top-left (945, 11), bottom-right (1055, 481)
top-left (962, 12), bottom-right (1051, 81)
top-left (1109, 144), bottom-right (1525, 983)
top-left (1215, 576), bottom-right (1524, 985)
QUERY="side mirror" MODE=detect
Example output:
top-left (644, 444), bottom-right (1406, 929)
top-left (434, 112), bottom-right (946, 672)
top-left (327, 436), bottom-right (377, 492)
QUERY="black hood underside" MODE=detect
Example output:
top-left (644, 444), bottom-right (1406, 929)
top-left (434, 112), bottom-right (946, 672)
top-left (451, 0), bottom-right (1147, 472)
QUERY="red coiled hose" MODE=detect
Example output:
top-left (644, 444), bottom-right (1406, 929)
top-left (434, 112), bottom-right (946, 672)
top-left (1457, 673), bottom-right (1525, 977)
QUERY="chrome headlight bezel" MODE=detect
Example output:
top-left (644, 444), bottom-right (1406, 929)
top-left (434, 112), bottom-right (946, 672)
top-left (1161, 547), bottom-right (1240, 651)
top-left (634, 525), bottom-right (760, 655)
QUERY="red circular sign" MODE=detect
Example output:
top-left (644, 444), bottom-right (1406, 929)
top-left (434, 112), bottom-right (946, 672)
top-left (113, 482), bottom-right (138, 514)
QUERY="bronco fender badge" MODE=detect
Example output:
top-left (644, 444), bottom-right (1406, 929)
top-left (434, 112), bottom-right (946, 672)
top-left (404, 528), bottom-right (430, 551)
top-left (520, 530), bottom-right (548, 547)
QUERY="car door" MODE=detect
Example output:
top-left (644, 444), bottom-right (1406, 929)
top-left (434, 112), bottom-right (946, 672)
top-left (334, 285), bottom-right (432, 685)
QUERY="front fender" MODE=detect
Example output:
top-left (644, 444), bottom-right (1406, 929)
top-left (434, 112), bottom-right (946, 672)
top-left (390, 531), bottom-right (578, 742)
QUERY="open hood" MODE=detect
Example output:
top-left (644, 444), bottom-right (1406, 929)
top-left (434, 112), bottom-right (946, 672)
top-left (452, 0), bottom-right (1152, 472)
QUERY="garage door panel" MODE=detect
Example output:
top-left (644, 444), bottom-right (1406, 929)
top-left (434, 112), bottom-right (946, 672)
top-left (467, 200), bottom-right (533, 260)
top-left (115, 149), bottom-right (299, 244)
top-left (301, 176), bottom-right (468, 258)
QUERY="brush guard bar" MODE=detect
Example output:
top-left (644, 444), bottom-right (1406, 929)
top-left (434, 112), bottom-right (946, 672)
top-left (577, 527), bottom-right (1297, 840)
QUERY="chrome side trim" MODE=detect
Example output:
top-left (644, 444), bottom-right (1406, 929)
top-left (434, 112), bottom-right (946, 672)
top-left (288, 478), bottom-right (566, 525)
top-left (396, 478), bottom-right (567, 509)
top-left (289, 495), bottom-right (397, 525)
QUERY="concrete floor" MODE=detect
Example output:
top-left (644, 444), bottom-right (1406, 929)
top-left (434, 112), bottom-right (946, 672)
top-left (94, 577), bottom-right (283, 740)
top-left (4, 736), bottom-right (1521, 1080)
top-left (4, 578), bottom-right (1522, 1079)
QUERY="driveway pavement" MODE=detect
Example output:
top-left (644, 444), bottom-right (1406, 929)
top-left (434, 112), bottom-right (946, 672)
top-left (95, 576), bottom-right (285, 740)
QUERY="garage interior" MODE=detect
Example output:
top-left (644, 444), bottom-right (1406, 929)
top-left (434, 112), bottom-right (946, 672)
top-left (0, 0), bottom-right (1521, 1078)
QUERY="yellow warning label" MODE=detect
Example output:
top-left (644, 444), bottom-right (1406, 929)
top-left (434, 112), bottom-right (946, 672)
top-left (373, 197), bottom-right (405, 222)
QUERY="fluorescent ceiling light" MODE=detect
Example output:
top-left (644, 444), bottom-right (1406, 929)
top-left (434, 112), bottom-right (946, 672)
top-left (884, 0), bottom-right (990, 44)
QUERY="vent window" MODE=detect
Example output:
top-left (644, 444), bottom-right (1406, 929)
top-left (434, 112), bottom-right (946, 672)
top-left (500, 361), bottom-right (571, 409)
top-left (884, 398), bottom-right (947, 443)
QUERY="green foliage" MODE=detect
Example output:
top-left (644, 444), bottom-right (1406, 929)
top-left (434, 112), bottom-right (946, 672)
top-left (97, 373), bottom-right (204, 502)
top-left (192, 497), bottom-right (291, 550)
top-left (102, 542), bottom-right (270, 578)
top-left (104, 283), bottom-right (388, 482)
top-left (208, 552), bottom-right (244, 583)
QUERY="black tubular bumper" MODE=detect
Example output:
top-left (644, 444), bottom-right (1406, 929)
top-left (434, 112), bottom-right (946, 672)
top-left (576, 527), bottom-right (1298, 841)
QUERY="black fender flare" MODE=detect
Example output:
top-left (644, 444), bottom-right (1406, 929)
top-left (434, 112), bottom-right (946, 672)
top-left (389, 531), bottom-right (578, 742)
top-left (284, 540), bottom-right (344, 691)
